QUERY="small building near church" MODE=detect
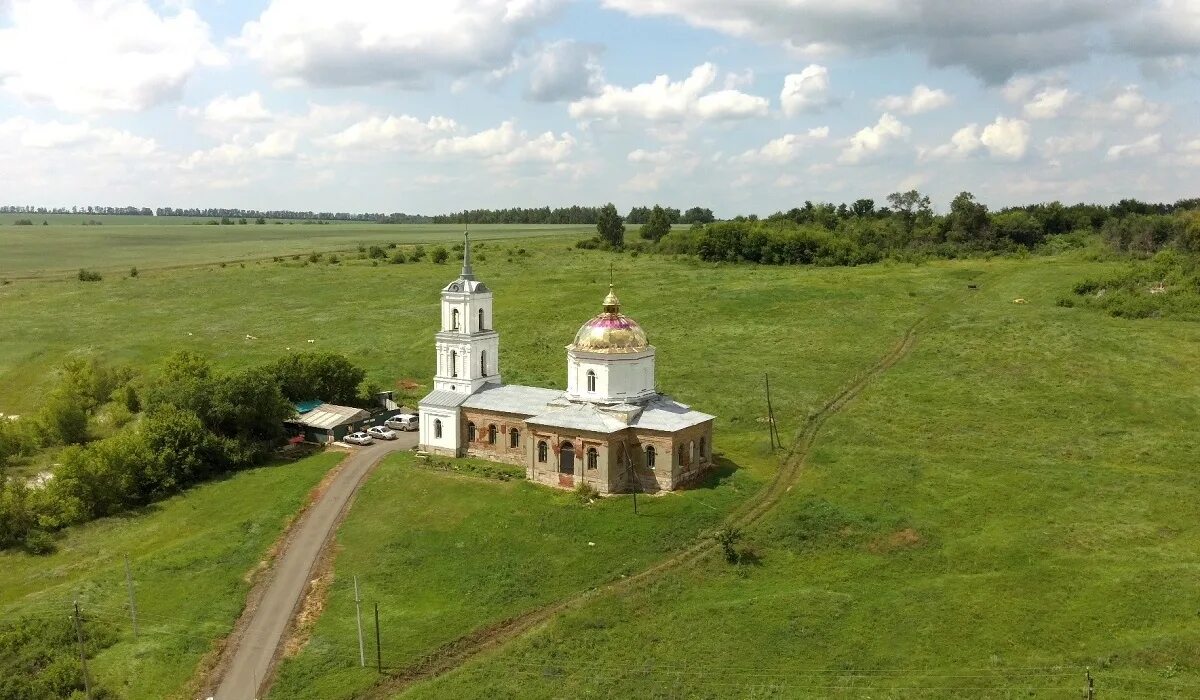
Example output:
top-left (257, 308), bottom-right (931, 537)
top-left (288, 402), bottom-right (371, 444)
top-left (419, 234), bottom-right (715, 493)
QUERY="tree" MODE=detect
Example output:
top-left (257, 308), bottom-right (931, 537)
top-left (682, 206), bottom-right (715, 224)
top-left (992, 210), bottom-right (1045, 247)
top-left (639, 205), bottom-right (673, 242)
top-left (886, 190), bottom-right (932, 233)
top-left (947, 191), bottom-right (990, 244)
top-left (851, 199), bottom-right (875, 218)
top-left (267, 352), bottom-right (366, 405)
top-left (596, 203), bottom-right (625, 249)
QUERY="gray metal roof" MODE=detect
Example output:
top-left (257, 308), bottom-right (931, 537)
top-left (294, 403), bottom-right (371, 429)
top-left (630, 396), bottom-right (715, 432)
top-left (419, 389), bottom-right (471, 407)
top-left (462, 384), bottom-right (563, 415)
top-left (526, 403), bottom-right (630, 434)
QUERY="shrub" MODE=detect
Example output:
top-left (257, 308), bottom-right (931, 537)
top-left (13, 218), bottom-right (33, 225)
top-left (129, 266), bottom-right (138, 278)
top-left (308, 252), bottom-right (322, 263)
top-left (574, 482), bottom-right (599, 503)
top-left (77, 269), bottom-right (102, 282)
top-left (390, 250), bottom-right (407, 264)
top-left (410, 245), bottom-right (427, 262)
top-left (22, 529), bottom-right (55, 555)
top-left (368, 245), bottom-right (387, 259)
top-left (713, 526), bottom-right (743, 564)
top-left (431, 246), bottom-right (449, 264)
top-left (327, 254), bottom-right (340, 264)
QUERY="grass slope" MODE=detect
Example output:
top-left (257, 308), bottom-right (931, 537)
top-left (402, 257), bottom-right (1200, 699)
top-left (0, 215), bottom-right (587, 278)
top-left (0, 451), bottom-right (341, 699)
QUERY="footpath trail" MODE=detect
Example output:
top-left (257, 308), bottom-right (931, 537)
top-left (207, 435), bottom-right (415, 700)
top-left (364, 313), bottom-right (934, 699)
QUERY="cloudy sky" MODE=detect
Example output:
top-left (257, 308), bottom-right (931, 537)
top-left (0, 0), bottom-right (1197, 215)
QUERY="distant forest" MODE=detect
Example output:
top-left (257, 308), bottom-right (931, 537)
top-left (2, 199), bottom-right (1197, 227)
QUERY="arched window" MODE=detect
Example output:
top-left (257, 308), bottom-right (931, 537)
top-left (451, 308), bottom-right (460, 330)
top-left (434, 419), bottom-right (442, 439)
top-left (645, 445), bottom-right (656, 469)
top-left (586, 369), bottom-right (596, 393)
top-left (488, 424), bottom-right (497, 445)
top-left (467, 422), bottom-right (476, 441)
top-left (699, 436), bottom-right (706, 460)
top-left (586, 447), bottom-right (598, 470)
top-left (450, 350), bottom-right (458, 377)
top-left (480, 350), bottom-right (487, 376)
top-left (478, 308), bottom-right (485, 330)
top-left (678, 444), bottom-right (686, 464)
top-left (509, 428), bottom-right (519, 448)
top-left (537, 440), bottom-right (548, 463)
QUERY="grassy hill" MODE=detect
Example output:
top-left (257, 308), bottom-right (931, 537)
top-left (3, 229), bottom-right (1198, 698)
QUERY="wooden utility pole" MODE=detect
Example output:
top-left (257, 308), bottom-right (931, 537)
top-left (124, 554), bottom-right (138, 641)
top-left (354, 576), bottom-right (365, 667)
top-left (764, 373), bottom-right (779, 450)
top-left (1085, 668), bottom-right (1095, 699)
top-left (374, 603), bottom-right (382, 673)
top-left (73, 601), bottom-right (92, 700)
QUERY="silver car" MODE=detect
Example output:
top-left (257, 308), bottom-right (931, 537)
top-left (384, 414), bottom-right (419, 431)
top-left (344, 431), bottom-right (374, 446)
top-left (366, 425), bottom-right (397, 440)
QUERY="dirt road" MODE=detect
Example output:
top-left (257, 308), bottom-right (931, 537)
top-left (210, 434), bottom-right (416, 700)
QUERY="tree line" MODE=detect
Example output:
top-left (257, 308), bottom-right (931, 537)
top-left (0, 352), bottom-right (372, 553)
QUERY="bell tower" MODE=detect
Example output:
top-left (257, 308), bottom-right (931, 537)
top-left (433, 232), bottom-right (501, 393)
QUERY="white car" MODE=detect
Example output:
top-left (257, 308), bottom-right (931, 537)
top-left (367, 425), bottom-right (397, 440)
top-left (384, 414), bottom-right (419, 431)
top-left (343, 431), bottom-right (374, 446)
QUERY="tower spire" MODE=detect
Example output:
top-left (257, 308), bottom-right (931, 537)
top-left (460, 210), bottom-right (474, 280)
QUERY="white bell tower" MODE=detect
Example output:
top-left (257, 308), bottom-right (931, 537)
top-left (433, 232), bottom-right (500, 394)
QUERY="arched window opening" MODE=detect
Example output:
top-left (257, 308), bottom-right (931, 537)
top-left (537, 440), bottom-right (548, 463)
top-left (509, 428), bottom-right (519, 448)
top-left (586, 447), bottom-right (599, 470)
top-left (478, 308), bottom-right (485, 330)
top-left (481, 350), bottom-right (487, 377)
top-left (678, 444), bottom-right (686, 465)
top-left (646, 445), bottom-right (656, 469)
top-left (586, 369), bottom-right (596, 393)
top-left (450, 350), bottom-right (458, 378)
top-left (451, 308), bottom-right (460, 330)
top-left (488, 424), bottom-right (497, 445)
top-left (559, 441), bottom-right (575, 474)
top-left (700, 437), bottom-right (707, 460)
top-left (434, 419), bottom-right (442, 439)
top-left (467, 422), bottom-right (476, 441)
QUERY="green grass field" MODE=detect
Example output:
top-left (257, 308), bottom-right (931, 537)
top-left (3, 220), bottom-right (1199, 698)
top-left (0, 213), bottom-right (589, 278)
top-left (0, 451), bottom-right (341, 699)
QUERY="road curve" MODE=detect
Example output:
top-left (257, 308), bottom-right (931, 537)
top-left (210, 434), bottom-right (416, 700)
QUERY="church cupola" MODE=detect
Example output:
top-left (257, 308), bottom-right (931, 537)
top-left (566, 284), bottom-right (656, 404)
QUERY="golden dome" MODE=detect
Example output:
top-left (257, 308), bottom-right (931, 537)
top-left (570, 285), bottom-right (649, 354)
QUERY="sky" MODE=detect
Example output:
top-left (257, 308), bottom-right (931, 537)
top-left (0, 0), bottom-right (1197, 216)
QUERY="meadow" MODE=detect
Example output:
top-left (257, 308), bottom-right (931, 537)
top-left (0, 213), bottom-right (589, 278)
top-left (2, 218), bottom-right (1198, 698)
top-left (0, 450), bottom-right (341, 699)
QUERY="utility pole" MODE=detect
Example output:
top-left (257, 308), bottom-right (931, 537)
top-left (124, 554), bottom-right (138, 641)
top-left (73, 601), bottom-right (93, 700)
top-left (374, 603), bottom-right (382, 673)
top-left (764, 373), bottom-right (779, 451)
top-left (1085, 668), bottom-right (1095, 699)
top-left (354, 576), bottom-right (365, 667)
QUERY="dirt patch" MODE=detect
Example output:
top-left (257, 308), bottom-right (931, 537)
top-left (283, 566), bottom-right (335, 659)
top-left (399, 378), bottom-right (423, 391)
top-left (868, 527), bottom-right (924, 554)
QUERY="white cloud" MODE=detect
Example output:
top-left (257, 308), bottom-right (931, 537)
top-left (627, 148), bottom-right (674, 165)
top-left (980, 116), bottom-right (1031, 160)
top-left (203, 93), bottom-right (273, 123)
top-left (737, 127), bottom-right (830, 163)
top-left (239, 0), bottom-right (562, 87)
top-left (1106, 133), bottom-right (1162, 160)
top-left (600, 0), bottom-right (1171, 84)
top-left (921, 116), bottom-right (1031, 161)
top-left (1105, 85), bottom-right (1169, 128)
top-left (326, 115), bottom-right (460, 151)
top-left (0, 0), bottom-right (223, 113)
top-left (839, 113), bottom-right (909, 164)
top-left (0, 116), bottom-right (157, 156)
top-left (568, 63), bottom-right (767, 122)
top-left (1041, 131), bottom-right (1102, 157)
top-left (180, 131), bottom-right (299, 170)
top-left (876, 85), bottom-right (952, 115)
top-left (430, 121), bottom-right (575, 164)
top-left (780, 65), bottom-right (831, 116)
top-left (1022, 87), bottom-right (1077, 119)
top-left (526, 40), bottom-right (604, 102)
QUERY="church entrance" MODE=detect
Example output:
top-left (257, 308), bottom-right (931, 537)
top-left (558, 441), bottom-right (575, 487)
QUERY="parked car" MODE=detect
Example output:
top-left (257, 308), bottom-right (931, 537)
top-left (344, 431), bottom-right (374, 446)
top-left (384, 414), bottom-right (419, 431)
top-left (367, 425), bottom-right (397, 441)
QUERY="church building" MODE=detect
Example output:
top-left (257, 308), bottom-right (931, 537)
top-left (418, 234), bottom-right (715, 493)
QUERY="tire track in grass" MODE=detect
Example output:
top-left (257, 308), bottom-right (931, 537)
top-left (363, 317), bottom-right (927, 699)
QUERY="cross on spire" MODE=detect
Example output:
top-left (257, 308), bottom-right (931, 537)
top-left (460, 210), bottom-right (474, 280)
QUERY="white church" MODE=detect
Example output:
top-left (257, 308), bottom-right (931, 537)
top-left (418, 234), bottom-right (715, 493)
